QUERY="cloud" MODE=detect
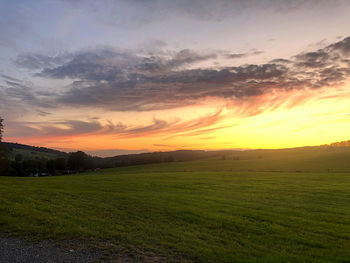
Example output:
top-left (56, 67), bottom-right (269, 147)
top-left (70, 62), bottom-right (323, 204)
top-left (226, 53), bottom-right (247, 59)
top-left (328, 36), bottom-right (350, 55)
top-left (60, 0), bottom-right (350, 25)
top-left (17, 48), bottom-right (215, 81)
top-left (52, 63), bottom-right (286, 111)
top-left (0, 74), bottom-right (22, 82)
top-left (7, 109), bottom-right (225, 140)
top-left (107, 109), bottom-right (224, 138)
top-left (225, 50), bottom-right (264, 59)
top-left (0, 75), bottom-right (53, 109)
top-left (36, 110), bottom-right (52, 117)
top-left (14, 52), bottom-right (71, 70)
top-left (9, 36), bottom-right (350, 114)
top-left (6, 120), bottom-right (103, 138)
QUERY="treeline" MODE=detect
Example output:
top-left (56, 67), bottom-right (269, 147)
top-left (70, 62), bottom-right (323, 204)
top-left (0, 117), bottom-right (7, 175)
top-left (105, 150), bottom-right (222, 166)
top-left (1, 150), bottom-right (96, 177)
top-left (0, 146), bottom-right (232, 177)
top-left (329, 140), bottom-right (350, 147)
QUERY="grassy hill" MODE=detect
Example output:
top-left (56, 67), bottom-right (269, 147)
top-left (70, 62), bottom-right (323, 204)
top-left (110, 145), bottom-right (350, 173)
top-left (1, 148), bottom-right (350, 262)
top-left (3, 142), bottom-right (67, 161)
top-left (3, 140), bottom-right (350, 172)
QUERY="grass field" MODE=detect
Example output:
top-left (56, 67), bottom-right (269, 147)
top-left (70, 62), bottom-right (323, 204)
top-left (110, 146), bottom-right (350, 174)
top-left (1, 152), bottom-right (350, 262)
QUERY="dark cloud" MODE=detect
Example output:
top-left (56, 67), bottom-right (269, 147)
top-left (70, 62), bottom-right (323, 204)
top-left (0, 77), bottom-right (53, 109)
top-left (6, 120), bottom-right (102, 138)
top-left (294, 50), bottom-right (330, 68)
top-left (225, 50), bottom-right (263, 59)
top-left (328, 36), bottom-right (350, 54)
top-left (51, 63), bottom-right (288, 111)
top-left (0, 74), bottom-right (22, 82)
top-left (226, 53), bottom-right (247, 59)
top-left (167, 49), bottom-right (217, 68)
top-left (36, 110), bottom-right (52, 117)
top-left (269, 58), bottom-right (291, 64)
top-left (25, 48), bottom-right (215, 80)
top-left (14, 52), bottom-right (71, 70)
top-left (9, 36), bottom-right (350, 112)
top-left (43, 120), bottom-right (103, 136)
top-left (251, 50), bottom-right (264, 55)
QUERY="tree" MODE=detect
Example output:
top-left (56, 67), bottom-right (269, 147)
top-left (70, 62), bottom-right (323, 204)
top-left (0, 117), bottom-right (10, 175)
top-left (68, 151), bottom-right (89, 171)
top-left (46, 159), bottom-right (55, 173)
top-left (164, 155), bottom-right (174, 162)
top-left (0, 117), bottom-right (3, 142)
top-left (15, 153), bottom-right (23, 163)
top-left (54, 157), bottom-right (67, 171)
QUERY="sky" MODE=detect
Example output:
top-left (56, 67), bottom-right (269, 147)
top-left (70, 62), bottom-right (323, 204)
top-left (1, 0), bottom-right (350, 157)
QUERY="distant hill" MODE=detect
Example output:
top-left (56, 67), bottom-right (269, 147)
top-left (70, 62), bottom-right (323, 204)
top-left (105, 144), bottom-right (350, 174)
top-left (2, 139), bottom-right (350, 168)
top-left (328, 140), bottom-right (350, 147)
top-left (103, 139), bottom-right (350, 165)
top-left (3, 142), bottom-right (67, 160)
top-left (102, 149), bottom-right (232, 167)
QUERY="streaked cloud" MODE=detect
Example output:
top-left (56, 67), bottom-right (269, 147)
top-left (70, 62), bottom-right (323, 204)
top-left (6, 109), bottom-right (224, 140)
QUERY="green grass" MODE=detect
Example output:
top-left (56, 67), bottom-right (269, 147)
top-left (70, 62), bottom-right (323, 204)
top-left (110, 146), bottom-right (350, 174)
top-left (1, 154), bottom-right (350, 262)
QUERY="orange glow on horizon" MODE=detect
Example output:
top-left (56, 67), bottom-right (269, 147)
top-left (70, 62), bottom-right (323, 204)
top-left (5, 83), bottom-right (350, 156)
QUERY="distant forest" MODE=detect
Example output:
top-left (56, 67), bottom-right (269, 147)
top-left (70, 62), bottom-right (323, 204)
top-left (328, 140), bottom-right (350, 147)
top-left (0, 139), bottom-right (231, 177)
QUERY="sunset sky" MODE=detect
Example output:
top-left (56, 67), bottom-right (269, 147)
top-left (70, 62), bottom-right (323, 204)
top-left (1, 0), bottom-right (350, 156)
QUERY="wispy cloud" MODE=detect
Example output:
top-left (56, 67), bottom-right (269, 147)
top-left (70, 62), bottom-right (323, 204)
top-left (6, 109), bottom-right (225, 140)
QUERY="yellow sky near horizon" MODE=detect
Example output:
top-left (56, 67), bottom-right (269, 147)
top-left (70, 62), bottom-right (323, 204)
top-left (5, 83), bottom-right (350, 155)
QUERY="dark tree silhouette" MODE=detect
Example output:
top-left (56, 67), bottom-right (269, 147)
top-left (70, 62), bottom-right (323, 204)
top-left (67, 151), bottom-right (93, 171)
top-left (0, 117), bottom-right (3, 142)
top-left (15, 154), bottom-right (23, 163)
top-left (54, 157), bottom-right (67, 171)
top-left (0, 117), bottom-right (10, 175)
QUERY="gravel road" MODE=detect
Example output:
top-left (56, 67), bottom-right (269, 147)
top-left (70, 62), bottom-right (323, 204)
top-left (0, 237), bottom-right (102, 263)
top-left (0, 236), bottom-right (176, 262)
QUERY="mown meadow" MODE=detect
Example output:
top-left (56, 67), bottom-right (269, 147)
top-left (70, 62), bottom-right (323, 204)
top-left (1, 149), bottom-right (350, 262)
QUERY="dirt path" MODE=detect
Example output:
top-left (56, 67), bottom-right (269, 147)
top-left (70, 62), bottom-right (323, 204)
top-left (0, 236), bottom-right (173, 262)
top-left (0, 237), bottom-right (103, 263)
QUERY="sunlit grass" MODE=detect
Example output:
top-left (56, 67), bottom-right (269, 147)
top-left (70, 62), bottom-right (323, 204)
top-left (1, 159), bottom-right (350, 262)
